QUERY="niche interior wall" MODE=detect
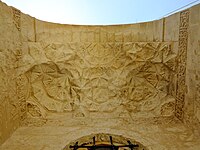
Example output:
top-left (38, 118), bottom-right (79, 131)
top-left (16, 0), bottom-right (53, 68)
top-left (0, 1), bottom-right (200, 150)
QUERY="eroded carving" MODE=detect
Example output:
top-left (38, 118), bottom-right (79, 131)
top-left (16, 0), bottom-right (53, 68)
top-left (2, 2), bottom-right (200, 149)
top-left (16, 74), bottom-right (29, 120)
top-left (24, 42), bottom-right (177, 118)
top-left (12, 7), bottom-right (21, 31)
top-left (175, 10), bottom-right (189, 120)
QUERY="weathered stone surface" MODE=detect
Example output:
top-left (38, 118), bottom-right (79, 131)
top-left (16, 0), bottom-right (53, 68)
top-left (184, 4), bottom-right (200, 133)
top-left (0, 2), bottom-right (26, 145)
top-left (22, 41), bottom-right (177, 119)
top-left (0, 1), bottom-right (200, 150)
top-left (164, 12), bottom-right (180, 42)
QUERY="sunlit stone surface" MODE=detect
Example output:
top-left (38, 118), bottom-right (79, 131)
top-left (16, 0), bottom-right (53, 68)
top-left (0, 1), bottom-right (200, 149)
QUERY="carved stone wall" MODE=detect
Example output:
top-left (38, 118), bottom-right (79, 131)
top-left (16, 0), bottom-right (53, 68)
top-left (17, 17), bottom-right (177, 121)
top-left (0, 1), bottom-right (35, 145)
top-left (175, 9), bottom-right (189, 120)
top-left (0, 2), bottom-right (26, 145)
top-left (184, 4), bottom-right (200, 131)
top-left (24, 41), bottom-right (177, 119)
top-left (1, 1), bottom-right (200, 149)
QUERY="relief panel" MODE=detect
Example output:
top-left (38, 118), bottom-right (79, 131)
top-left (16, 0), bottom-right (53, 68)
top-left (175, 10), bottom-right (189, 120)
top-left (12, 7), bottom-right (21, 31)
top-left (23, 42), bottom-right (178, 118)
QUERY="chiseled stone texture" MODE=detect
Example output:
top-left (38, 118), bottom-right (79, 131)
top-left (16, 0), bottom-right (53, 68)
top-left (184, 4), bottom-right (200, 133)
top-left (0, 1), bottom-right (200, 149)
top-left (0, 2), bottom-right (27, 145)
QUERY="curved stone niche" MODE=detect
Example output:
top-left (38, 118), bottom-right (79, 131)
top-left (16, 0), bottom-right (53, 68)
top-left (63, 133), bottom-right (147, 150)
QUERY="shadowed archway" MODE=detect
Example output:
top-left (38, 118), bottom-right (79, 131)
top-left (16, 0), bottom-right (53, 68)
top-left (63, 133), bottom-right (147, 150)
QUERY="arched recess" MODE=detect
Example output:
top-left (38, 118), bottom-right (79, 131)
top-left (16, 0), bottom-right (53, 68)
top-left (63, 133), bottom-right (147, 150)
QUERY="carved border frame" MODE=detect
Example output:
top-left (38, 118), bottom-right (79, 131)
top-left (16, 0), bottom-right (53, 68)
top-left (175, 9), bottom-right (189, 120)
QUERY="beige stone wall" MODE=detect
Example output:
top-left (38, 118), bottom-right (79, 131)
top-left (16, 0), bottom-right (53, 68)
top-left (0, 2), bottom-right (27, 144)
top-left (0, 1), bottom-right (200, 149)
top-left (23, 14), bottom-right (178, 121)
top-left (184, 4), bottom-right (200, 128)
top-left (25, 25), bottom-right (177, 119)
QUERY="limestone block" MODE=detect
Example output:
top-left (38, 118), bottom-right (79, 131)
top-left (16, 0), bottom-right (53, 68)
top-left (189, 4), bottom-right (200, 25)
top-left (196, 115), bottom-right (200, 127)
top-left (21, 13), bottom-right (35, 42)
top-left (0, 3), bottom-right (19, 42)
top-left (0, 2), bottom-right (25, 145)
top-left (185, 4), bottom-right (200, 126)
top-left (133, 19), bottom-right (163, 42)
top-left (131, 23), bottom-right (140, 42)
top-left (36, 20), bottom-right (78, 43)
top-left (152, 19), bottom-right (163, 42)
top-left (164, 12), bottom-right (180, 41)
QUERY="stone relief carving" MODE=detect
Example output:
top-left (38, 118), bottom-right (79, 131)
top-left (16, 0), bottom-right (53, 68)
top-left (175, 9), bottom-right (189, 120)
top-left (0, 4), bottom-right (25, 140)
top-left (12, 7), bottom-right (21, 31)
top-left (16, 74), bottom-right (29, 120)
top-left (23, 41), bottom-right (177, 118)
top-left (0, 46), bottom-right (24, 144)
top-left (2, 1), bottom-right (200, 148)
top-left (195, 82), bottom-right (200, 121)
top-left (0, 104), bottom-right (2, 142)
